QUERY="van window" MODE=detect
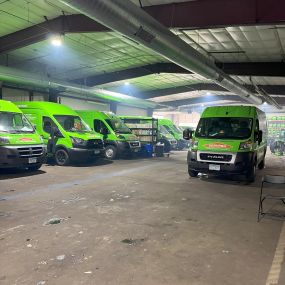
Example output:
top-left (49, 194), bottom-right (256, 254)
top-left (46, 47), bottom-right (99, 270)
top-left (196, 117), bottom-right (253, 139)
top-left (54, 115), bottom-right (91, 133)
top-left (43, 117), bottom-right (57, 134)
top-left (105, 119), bottom-right (132, 134)
top-left (94, 119), bottom-right (109, 134)
top-left (0, 112), bottom-right (34, 133)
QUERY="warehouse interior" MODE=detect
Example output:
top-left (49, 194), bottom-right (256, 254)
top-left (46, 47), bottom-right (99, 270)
top-left (1, 0), bottom-right (285, 284)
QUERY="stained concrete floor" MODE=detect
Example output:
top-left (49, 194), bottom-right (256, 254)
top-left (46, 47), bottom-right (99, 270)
top-left (0, 151), bottom-right (285, 285)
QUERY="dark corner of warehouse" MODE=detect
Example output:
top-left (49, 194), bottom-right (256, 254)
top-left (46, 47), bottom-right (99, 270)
top-left (1, 0), bottom-right (285, 284)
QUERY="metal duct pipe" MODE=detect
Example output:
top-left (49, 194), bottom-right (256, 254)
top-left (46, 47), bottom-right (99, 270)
top-left (0, 65), bottom-right (159, 109)
top-left (60, 0), bottom-right (281, 109)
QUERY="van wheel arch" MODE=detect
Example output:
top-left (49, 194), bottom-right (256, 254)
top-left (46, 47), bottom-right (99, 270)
top-left (54, 146), bottom-right (70, 166)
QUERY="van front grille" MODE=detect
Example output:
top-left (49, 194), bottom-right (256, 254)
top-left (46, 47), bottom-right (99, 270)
top-left (200, 153), bottom-right (232, 162)
top-left (87, 139), bottom-right (104, 149)
top-left (17, 146), bottom-right (44, 157)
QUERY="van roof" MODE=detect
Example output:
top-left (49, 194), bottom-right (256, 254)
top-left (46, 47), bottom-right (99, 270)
top-left (77, 110), bottom-right (118, 120)
top-left (15, 101), bottom-right (78, 116)
top-left (201, 105), bottom-right (261, 118)
top-left (0, 99), bottom-right (22, 113)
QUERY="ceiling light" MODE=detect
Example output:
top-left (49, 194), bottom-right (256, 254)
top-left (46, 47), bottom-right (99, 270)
top-left (51, 35), bottom-right (62, 46)
top-left (206, 92), bottom-right (211, 96)
top-left (124, 82), bottom-right (130, 86)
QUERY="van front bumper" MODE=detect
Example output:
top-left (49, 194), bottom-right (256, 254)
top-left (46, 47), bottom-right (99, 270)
top-left (187, 150), bottom-right (254, 175)
top-left (68, 147), bottom-right (105, 161)
top-left (117, 141), bottom-right (141, 154)
top-left (0, 145), bottom-right (47, 169)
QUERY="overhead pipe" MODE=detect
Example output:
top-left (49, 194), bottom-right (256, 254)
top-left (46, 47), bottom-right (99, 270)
top-left (0, 65), bottom-right (159, 109)
top-left (60, 0), bottom-right (281, 109)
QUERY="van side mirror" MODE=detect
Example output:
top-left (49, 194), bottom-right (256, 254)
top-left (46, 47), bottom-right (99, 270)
top-left (258, 130), bottom-right (263, 144)
top-left (183, 129), bottom-right (193, 140)
top-left (33, 124), bottom-right (37, 130)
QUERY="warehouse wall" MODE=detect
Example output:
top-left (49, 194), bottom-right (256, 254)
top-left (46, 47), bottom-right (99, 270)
top-left (60, 97), bottom-right (110, 111)
top-left (116, 105), bottom-right (147, 116)
top-left (2, 87), bottom-right (45, 101)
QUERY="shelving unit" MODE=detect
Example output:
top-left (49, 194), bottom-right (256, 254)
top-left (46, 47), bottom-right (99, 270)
top-left (120, 117), bottom-right (158, 145)
top-left (267, 115), bottom-right (285, 141)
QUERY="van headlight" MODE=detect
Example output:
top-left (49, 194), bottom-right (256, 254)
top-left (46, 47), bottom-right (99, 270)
top-left (239, 140), bottom-right (253, 150)
top-left (71, 137), bottom-right (87, 146)
top-left (0, 137), bottom-right (10, 144)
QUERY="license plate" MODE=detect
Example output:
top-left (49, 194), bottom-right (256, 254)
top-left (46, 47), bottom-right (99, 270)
top-left (94, 150), bottom-right (100, 154)
top-left (209, 164), bottom-right (220, 171)
top-left (28, 158), bottom-right (37, 164)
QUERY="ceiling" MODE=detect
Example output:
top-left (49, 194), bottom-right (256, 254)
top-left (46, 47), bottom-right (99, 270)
top-left (0, 0), bottom-right (284, 110)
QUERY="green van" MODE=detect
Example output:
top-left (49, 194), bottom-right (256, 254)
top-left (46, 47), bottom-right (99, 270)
top-left (183, 106), bottom-right (267, 182)
top-left (0, 100), bottom-right (46, 170)
top-left (15, 102), bottom-right (104, 166)
top-left (77, 111), bottom-right (140, 159)
top-left (158, 118), bottom-right (188, 150)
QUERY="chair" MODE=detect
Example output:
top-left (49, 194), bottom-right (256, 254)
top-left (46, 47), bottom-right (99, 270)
top-left (258, 175), bottom-right (285, 222)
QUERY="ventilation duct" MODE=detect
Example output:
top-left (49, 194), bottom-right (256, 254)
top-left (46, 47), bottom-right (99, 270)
top-left (60, 0), bottom-right (281, 109)
top-left (0, 65), bottom-right (159, 109)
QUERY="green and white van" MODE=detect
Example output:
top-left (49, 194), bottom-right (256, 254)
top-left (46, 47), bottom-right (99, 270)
top-left (77, 111), bottom-right (140, 159)
top-left (158, 118), bottom-right (188, 150)
top-left (183, 106), bottom-right (267, 182)
top-left (0, 100), bottom-right (46, 170)
top-left (15, 102), bottom-right (104, 166)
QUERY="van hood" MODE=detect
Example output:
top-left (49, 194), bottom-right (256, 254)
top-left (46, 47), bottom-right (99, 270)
top-left (66, 132), bottom-right (103, 140)
top-left (0, 132), bottom-right (43, 146)
top-left (197, 139), bottom-right (241, 152)
top-left (117, 133), bottom-right (139, 141)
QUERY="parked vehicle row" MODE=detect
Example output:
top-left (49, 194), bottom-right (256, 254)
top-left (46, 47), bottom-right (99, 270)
top-left (0, 100), bottom-right (185, 171)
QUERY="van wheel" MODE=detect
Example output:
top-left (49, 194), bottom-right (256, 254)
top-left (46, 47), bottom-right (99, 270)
top-left (104, 145), bottom-right (117, 160)
top-left (246, 163), bottom-right (256, 182)
top-left (188, 166), bottom-right (198, 177)
top-left (28, 164), bottom-right (42, 171)
top-left (55, 149), bottom-right (70, 166)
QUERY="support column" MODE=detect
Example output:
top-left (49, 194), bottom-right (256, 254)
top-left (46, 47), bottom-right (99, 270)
top-left (147, 108), bottom-right (153, 117)
top-left (110, 102), bottom-right (117, 114)
top-left (28, 90), bottom-right (34, 101)
top-left (0, 81), bottom-right (3, 99)
top-left (48, 89), bottom-right (59, 103)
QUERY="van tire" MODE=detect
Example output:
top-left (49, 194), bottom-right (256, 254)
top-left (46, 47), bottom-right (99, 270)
top-left (188, 166), bottom-right (198, 177)
top-left (104, 145), bottom-right (117, 160)
top-left (246, 162), bottom-right (256, 183)
top-left (28, 164), bottom-right (42, 171)
top-left (55, 149), bottom-right (70, 166)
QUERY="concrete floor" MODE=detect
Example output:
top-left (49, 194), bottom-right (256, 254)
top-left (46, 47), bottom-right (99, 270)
top-left (0, 151), bottom-right (285, 285)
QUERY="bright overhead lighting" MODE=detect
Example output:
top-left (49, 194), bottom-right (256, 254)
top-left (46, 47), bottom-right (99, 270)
top-left (50, 35), bottom-right (62, 46)
top-left (206, 92), bottom-right (211, 96)
top-left (124, 82), bottom-right (130, 86)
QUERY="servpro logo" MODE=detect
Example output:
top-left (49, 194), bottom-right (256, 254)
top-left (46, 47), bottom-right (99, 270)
top-left (18, 138), bottom-right (33, 142)
top-left (204, 142), bottom-right (232, 149)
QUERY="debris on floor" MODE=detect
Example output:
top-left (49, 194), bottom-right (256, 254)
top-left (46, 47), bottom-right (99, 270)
top-left (56, 255), bottom-right (66, 261)
top-left (121, 238), bottom-right (146, 246)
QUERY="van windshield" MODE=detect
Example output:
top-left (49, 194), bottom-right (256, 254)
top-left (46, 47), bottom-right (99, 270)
top-left (196, 117), bottom-right (253, 139)
top-left (0, 112), bottom-right (34, 133)
top-left (160, 125), bottom-right (171, 135)
top-left (106, 119), bottom-right (132, 134)
top-left (54, 115), bottom-right (91, 133)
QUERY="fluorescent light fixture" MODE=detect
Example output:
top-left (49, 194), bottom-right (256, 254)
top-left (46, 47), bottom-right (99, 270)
top-left (206, 92), bottom-right (211, 96)
top-left (51, 35), bottom-right (62, 46)
top-left (124, 82), bottom-right (130, 86)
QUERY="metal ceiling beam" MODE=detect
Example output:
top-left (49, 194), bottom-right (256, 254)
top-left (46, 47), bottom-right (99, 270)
top-left (163, 95), bottom-right (244, 108)
top-left (1, 0), bottom-right (285, 54)
top-left (0, 14), bottom-right (107, 54)
top-left (144, 0), bottom-right (285, 29)
top-left (140, 84), bottom-right (285, 99)
top-left (73, 62), bottom-right (285, 86)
